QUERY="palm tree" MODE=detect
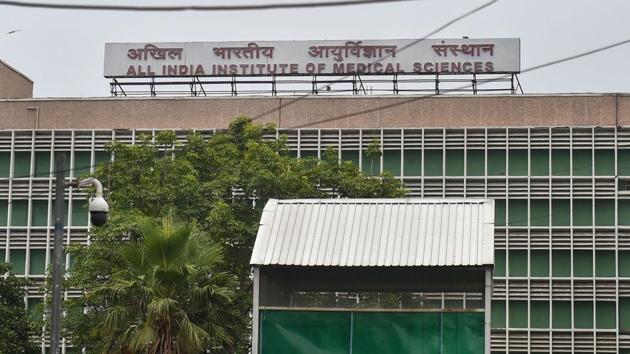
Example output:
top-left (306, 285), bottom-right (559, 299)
top-left (90, 217), bottom-right (236, 354)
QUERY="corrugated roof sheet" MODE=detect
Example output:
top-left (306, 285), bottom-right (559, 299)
top-left (250, 198), bottom-right (494, 267)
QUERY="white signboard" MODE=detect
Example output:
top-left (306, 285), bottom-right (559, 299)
top-left (104, 38), bottom-right (520, 78)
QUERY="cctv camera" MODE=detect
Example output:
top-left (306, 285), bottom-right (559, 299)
top-left (89, 196), bottom-right (109, 226)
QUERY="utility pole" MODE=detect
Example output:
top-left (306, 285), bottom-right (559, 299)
top-left (50, 153), bottom-right (65, 354)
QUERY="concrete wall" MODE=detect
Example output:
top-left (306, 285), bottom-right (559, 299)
top-left (0, 94), bottom-right (628, 130)
top-left (0, 60), bottom-right (33, 99)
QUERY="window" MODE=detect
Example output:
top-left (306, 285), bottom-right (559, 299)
top-left (595, 251), bottom-right (615, 277)
top-left (530, 250), bottom-right (549, 277)
top-left (10, 249), bottom-right (26, 275)
top-left (531, 301), bottom-right (550, 328)
top-left (596, 301), bottom-right (616, 329)
top-left (552, 301), bottom-right (571, 329)
top-left (34, 151), bottom-right (51, 177)
top-left (530, 199), bottom-right (549, 226)
top-left (619, 149), bottom-right (630, 175)
top-left (620, 298), bottom-right (630, 331)
top-left (572, 149), bottom-right (592, 176)
top-left (341, 150), bottom-right (359, 167)
top-left (494, 250), bottom-right (505, 277)
top-left (574, 301), bottom-right (593, 329)
top-left (573, 199), bottom-right (592, 226)
top-left (0, 152), bottom-right (9, 177)
top-left (619, 250), bottom-right (630, 277)
top-left (530, 149), bottom-right (549, 176)
top-left (552, 200), bottom-right (570, 226)
top-left (552, 150), bottom-right (570, 176)
top-left (573, 250), bottom-right (593, 277)
top-left (29, 249), bottom-right (46, 275)
top-left (382, 150), bottom-right (400, 176)
top-left (508, 250), bottom-right (527, 277)
top-left (54, 151), bottom-right (71, 177)
top-left (509, 301), bottom-right (527, 328)
top-left (73, 151), bottom-right (92, 177)
top-left (508, 150), bottom-right (528, 176)
top-left (71, 200), bottom-right (88, 227)
top-left (27, 298), bottom-right (43, 321)
top-left (0, 200), bottom-right (7, 226)
top-left (423, 150), bottom-right (443, 176)
top-left (94, 150), bottom-right (111, 168)
top-left (508, 199), bottom-right (527, 227)
top-left (595, 200), bottom-right (615, 226)
top-left (11, 200), bottom-right (28, 226)
top-left (361, 152), bottom-right (380, 176)
top-left (620, 200), bottom-right (630, 226)
top-left (445, 150), bottom-right (464, 176)
top-left (495, 199), bottom-right (506, 227)
top-left (466, 150), bottom-right (484, 176)
top-left (31, 200), bottom-right (48, 226)
top-left (13, 151), bottom-right (31, 177)
top-left (487, 150), bottom-right (506, 176)
top-left (491, 300), bottom-right (506, 328)
top-left (402, 149), bottom-right (421, 176)
top-left (595, 150), bottom-right (614, 176)
top-left (552, 250), bottom-right (570, 277)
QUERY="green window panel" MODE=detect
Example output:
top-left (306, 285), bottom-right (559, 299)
top-left (445, 150), bottom-right (464, 176)
top-left (27, 298), bottom-right (43, 321)
top-left (508, 199), bottom-right (527, 227)
top-left (595, 251), bottom-right (616, 277)
top-left (0, 249), bottom-right (4, 262)
top-left (573, 250), bottom-right (593, 277)
top-left (29, 249), bottom-right (46, 275)
top-left (573, 199), bottom-right (592, 226)
top-left (572, 149), bottom-right (592, 176)
top-left (382, 150), bottom-right (400, 176)
top-left (620, 200), bottom-right (630, 226)
top-left (508, 250), bottom-right (527, 277)
top-left (423, 150), bottom-right (443, 176)
top-left (619, 250), bottom-right (630, 277)
top-left (0, 152), bottom-right (9, 177)
top-left (552, 301), bottom-right (571, 329)
top-left (13, 151), bottom-right (31, 177)
top-left (619, 149), bottom-right (630, 175)
top-left (495, 199), bottom-right (506, 227)
top-left (94, 150), bottom-right (111, 167)
top-left (487, 150), bottom-right (506, 176)
top-left (551, 149), bottom-right (570, 176)
top-left (530, 149), bottom-right (549, 176)
top-left (11, 200), bottom-right (28, 226)
top-left (552, 199), bottom-right (570, 226)
top-left (531, 301), bottom-right (550, 328)
top-left (595, 150), bottom-right (615, 176)
top-left (0, 200), bottom-right (7, 226)
top-left (73, 151), bottom-right (92, 177)
top-left (31, 200), bottom-right (48, 226)
top-left (574, 302), bottom-right (593, 329)
top-left (595, 200), bottom-right (615, 226)
top-left (509, 301), bottom-right (528, 328)
top-left (34, 151), bottom-right (51, 177)
top-left (361, 154), bottom-right (380, 176)
top-left (54, 151), bottom-right (71, 177)
top-left (466, 150), bottom-right (485, 176)
top-left (552, 250), bottom-right (571, 277)
top-left (402, 149), bottom-right (421, 176)
top-left (596, 301), bottom-right (616, 329)
top-left (440, 313), bottom-right (484, 354)
top-left (71, 200), bottom-right (88, 227)
top-left (495, 250), bottom-right (505, 277)
top-left (530, 199), bottom-right (549, 226)
top-left (530, 250), bottom-right (549, 277)
top-left (508, 150), bottom-right (528, 176)
top-left (621, 298), bottom-right (630, 330)
top-left (10, 249), bottom-right (26, 275)
top-left (492, 300), bottom-right (506, 328)
top-left (341, 150), bottom-right (359, 167)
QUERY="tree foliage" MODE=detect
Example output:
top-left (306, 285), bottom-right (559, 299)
top-left (0, 262), bottom-right (38, 354)
top-left (66, 117), bottom-right (404, 353)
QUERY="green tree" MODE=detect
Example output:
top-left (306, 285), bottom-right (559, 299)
top-left (0, 262), bottom-right (38, 354)
top-left (66, 117), bottom-right (404, 353)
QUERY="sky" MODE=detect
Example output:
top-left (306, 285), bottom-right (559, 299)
top-left (0, 0), bottom-right (629, 98)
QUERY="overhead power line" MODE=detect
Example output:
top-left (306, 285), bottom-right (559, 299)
top-left (0, 0), bottom-right (419, 11)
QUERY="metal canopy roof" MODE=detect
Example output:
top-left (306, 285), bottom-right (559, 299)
top-left (250, 198), bottom-right (494, 268)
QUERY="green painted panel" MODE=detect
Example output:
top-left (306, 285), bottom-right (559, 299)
top-left (445, 150), bottom-right (464, 176)
top-left (71, 200), bottom-right (88, 226)
top-left (382, 150), bottom-right (401, 176)
top-left (31, 200), bottom-right (48, 226)
top-left (54, 151), bottom-right (71, 177)
top-left (531, 301), bottom-right (550, 328)
top-left (495, 199), bottom-right (506, 227)
top-left (530, 199), bottom-right (549, 226)
top-left (10, 249), bottom-right (26, 275)
top-left (11, 200), bottom-right (28, 226)
top-left (508, 150), bottom-right (528, 176)
top-left (403, 149), bottom-right (421, 176)
top-left (619, 149), bottom-right (630, 175)
top-left (620, 200), bottom-right (630, 226)
top-left (441, 312), bottom-right (484, 354)
top-left (0, 152), bottom-right (9, 177)
top-left (466, 150), bottom-right (484, 176)
top-left (531, 149), bottom-right (549, 176)
top-left (341, 150), bottom-right (359, 167)
top-left (530, 250), bottom-right (549, 277)
top-left (73, 151), bottom-right (92, 177)
top-left (552, 199), bottom-right (570, 226)
top-left (596, 301), bottom-right (615, 329)
top-left (494, 250), bottom-right (505, 277)
top-left (595, 251), bottom-right (615, 277)
top-left (552, 301), bottom-right (571, 329)
top-left (353, 312), bottom-right (440, 354)
top-left (260, 310), bottom-right (350, 354)
top-left (34, 151), bottom-right (51, 177)
top-left (29, 249), bottom-right (46, 275)
top-left (508, 199), bottom-right (527, 227)
top-left (619, 251), bottom-right (630, 277)
top-left (487, 150), bottom-right (506, 176)
top-left (572, 149), bottom-right (592, 176)
top-left (509, 301), bottom-right (527, 328)
top-left (0, 200), bottom-right (7, 226)
top-left (13, 151), bottom-right (31, 177)
top-left (572, 199), bottom-right (592, 226)
top-left (620, 298), bottom-right (630, 330)
top-left (423, 150), bottom-right (443, 176)
top-left (573, 250), bottom-right (593, 277)
top-left (595, 150), bottom-right (615, 176)
top-left (574, 302), bottom-right (593, 329)
top-left (595, 199), bottom-right (615, 226)
top-left (552, 150), bottom-right (570, 176)
top-left (508, 250), bottom-right (527, 277)
top-left (491, 300), bottom-right (506, 328)
top-left (552, 250), bottom-right (571, 277)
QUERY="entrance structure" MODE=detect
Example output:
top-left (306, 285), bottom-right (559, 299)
top-left (251, 198), bottom-right (495, 354)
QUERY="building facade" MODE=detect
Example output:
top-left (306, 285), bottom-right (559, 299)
top-left (1, 90), bottom-right (630, 353)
